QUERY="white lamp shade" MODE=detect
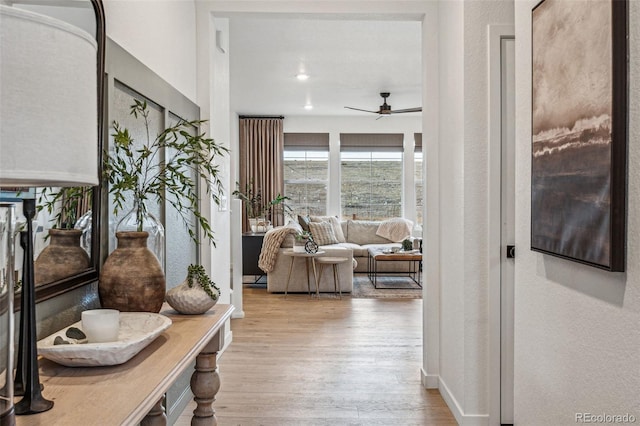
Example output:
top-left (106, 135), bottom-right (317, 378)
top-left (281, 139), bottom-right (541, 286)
top-left (0, 5), bottom-right (98, 187)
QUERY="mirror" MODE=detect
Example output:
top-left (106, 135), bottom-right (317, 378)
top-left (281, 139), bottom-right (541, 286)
top-left (0, 0), bottom-right (105, 302)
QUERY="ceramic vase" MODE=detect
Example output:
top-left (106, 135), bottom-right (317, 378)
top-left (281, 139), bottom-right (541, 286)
top-left (116, 200), bottom-right (165, 270)
top-left (99, 231), bottom-right (165, 313)
top-left (73, 209), bottom-right (92, 255)
top-left (166, 277), bottom-right (219, 315)
top-left (34, 229), bottom-right (90, 285)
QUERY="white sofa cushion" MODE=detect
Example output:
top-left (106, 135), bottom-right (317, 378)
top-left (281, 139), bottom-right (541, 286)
top-left (310, 215), bottom-right (346, 243)
top-left (346, 220), bottom-right (392, 245)
top-left (309, 221), bottom-right (339, 245)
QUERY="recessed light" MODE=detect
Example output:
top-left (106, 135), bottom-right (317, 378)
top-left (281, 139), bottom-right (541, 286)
top-left (304, 104), bottom-right (313, 110)
top-left (296, 73), bottom-right (309, 81)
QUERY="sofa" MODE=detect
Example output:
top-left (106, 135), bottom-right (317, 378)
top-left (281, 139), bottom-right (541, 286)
top-left (264, 216), bottom-right (417, 293)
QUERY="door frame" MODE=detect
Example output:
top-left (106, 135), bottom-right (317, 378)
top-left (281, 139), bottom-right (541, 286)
top-left (488, 24), bottom-right (515, 426)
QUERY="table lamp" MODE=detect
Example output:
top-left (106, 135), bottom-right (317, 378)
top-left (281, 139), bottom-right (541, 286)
top-left (0, 5), bottom-right (99, 417)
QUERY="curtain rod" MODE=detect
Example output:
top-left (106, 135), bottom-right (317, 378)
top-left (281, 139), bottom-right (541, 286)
top-left (239, 115), bottom-right (284, 119)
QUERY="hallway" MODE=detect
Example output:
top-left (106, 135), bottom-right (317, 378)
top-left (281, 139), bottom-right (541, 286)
top-left (177, 287), bottom-right (456, 425)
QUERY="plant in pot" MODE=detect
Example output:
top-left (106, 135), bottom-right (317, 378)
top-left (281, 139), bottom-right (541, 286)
top-left (34, 186), bottom-right (92, 285)
top-left (232, 182), bottom-right (291, 232)
top-left (166, 264), bottom-right (221, 314)
top-left (100, 99), bottom-right (228, 313)
top-left (293, 231), bottom-right (312, 253)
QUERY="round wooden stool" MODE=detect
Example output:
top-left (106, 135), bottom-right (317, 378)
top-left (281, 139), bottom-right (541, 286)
top-left (314, 257), bottom-right (349, 298)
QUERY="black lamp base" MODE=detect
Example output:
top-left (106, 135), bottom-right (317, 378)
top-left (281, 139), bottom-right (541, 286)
top-left (14, 397), bottom-right (53, 416)
top-left (13, 199), bottom-right (53, 415)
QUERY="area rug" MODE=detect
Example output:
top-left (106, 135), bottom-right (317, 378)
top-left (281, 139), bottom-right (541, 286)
top-left (351, 274), bottom-right (422, 299)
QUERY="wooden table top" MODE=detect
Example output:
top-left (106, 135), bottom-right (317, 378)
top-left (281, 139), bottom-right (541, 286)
top-left (282, 250), bottom-right (326, 258)
top-left (17, 303), bottom-right (234, 426)
top-left (368, 248), bottom-right (422, 261)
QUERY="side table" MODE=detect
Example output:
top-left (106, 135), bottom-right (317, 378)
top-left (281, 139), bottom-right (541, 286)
top-left (315, 256), bottom-right (350, 298)
top-left (282, 250), bottom-right (326, 297)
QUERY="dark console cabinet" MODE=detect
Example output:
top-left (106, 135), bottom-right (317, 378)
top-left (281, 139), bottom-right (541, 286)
top-left (242, 232), bottom-right (265, 276)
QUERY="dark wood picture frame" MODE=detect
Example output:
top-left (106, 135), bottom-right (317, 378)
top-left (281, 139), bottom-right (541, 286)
top-left (531, 0), bottom-right (627, 271)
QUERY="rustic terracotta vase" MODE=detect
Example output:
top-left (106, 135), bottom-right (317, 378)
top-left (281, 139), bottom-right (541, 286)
top-left (99, 231), bottom-right (166, 313)
top-left (34, 229), bottom-right (90, 285)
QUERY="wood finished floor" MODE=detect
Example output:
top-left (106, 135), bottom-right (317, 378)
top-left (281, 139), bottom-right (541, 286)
top-left (175, 286), bottom-right (456, 426)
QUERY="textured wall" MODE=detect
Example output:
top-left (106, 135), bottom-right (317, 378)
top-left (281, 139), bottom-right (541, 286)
top-left (514, 1), bottom-right (640, 424)
top-left (103, 0), bottom-right (197, 102)
top-left (436, 0), bottom-right (514, 421)
top-left (437, 0), bottom-right (466, 410)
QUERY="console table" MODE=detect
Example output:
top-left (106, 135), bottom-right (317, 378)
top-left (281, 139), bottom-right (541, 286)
top-left (17, 303), bottom-right (234, 426)
top-left (242, 232), bottom-right (265, 279)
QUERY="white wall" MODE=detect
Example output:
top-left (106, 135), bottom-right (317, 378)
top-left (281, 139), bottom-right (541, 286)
top-left (103, 0), bottom-right (197, 102)
top-left (437, 0), bottom-right (466, 415)
top-left (435, 1), bottom-right (514, 424)
top-left (514, 1), bottom-right (640, 424)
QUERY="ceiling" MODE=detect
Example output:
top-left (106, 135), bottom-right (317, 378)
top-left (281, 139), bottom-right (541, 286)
top-left (229, 17), bottom-right (422, 117)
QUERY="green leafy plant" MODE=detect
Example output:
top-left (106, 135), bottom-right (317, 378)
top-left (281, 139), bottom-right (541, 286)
top-left (186, 264), bottom-right (220, 300)
top-left (294, 231), bottom-right (312, 242)
top-left (232, 181), bottom-right (291, 219)
top-left (104, 100), bottom-right (228, 244)
top-left (402, 238), bottom-right (413, 251)
top-left (37, 186), bottom-right (92, 229)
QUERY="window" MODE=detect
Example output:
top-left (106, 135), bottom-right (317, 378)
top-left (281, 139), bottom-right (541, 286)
top-left (283, 133), bottom-right (329, 215)
top-left (340, 133), bottom-right (403, 221)
top-left (415, 133), bottom-right (423, 225)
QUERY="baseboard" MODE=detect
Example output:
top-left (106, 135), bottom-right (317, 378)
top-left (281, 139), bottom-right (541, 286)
top-left (231, 310), bottom-right (245, 319)
top-left (437, 377), bottom-right (490, 426)
top-left (420, 367), bottom-right (439, 389)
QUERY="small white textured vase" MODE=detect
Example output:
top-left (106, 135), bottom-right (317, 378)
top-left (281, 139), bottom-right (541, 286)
top-left (166, 278), bottom-right (219, 315)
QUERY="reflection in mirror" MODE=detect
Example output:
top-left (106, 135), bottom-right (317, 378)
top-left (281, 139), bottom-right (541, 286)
top-left (1, 0), bottom-right (105, 301)
top-left (34, 186), bottom-right (92, 286)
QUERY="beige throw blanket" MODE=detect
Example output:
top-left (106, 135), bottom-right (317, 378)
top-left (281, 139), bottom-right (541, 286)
top-left (258, 226), bottom-right (298, 273)
top-left (376, 217), bottom-right (413, 243)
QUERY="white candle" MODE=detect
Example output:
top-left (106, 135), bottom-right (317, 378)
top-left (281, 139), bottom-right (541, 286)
top-left (81, 309), bottom-right (119, 343)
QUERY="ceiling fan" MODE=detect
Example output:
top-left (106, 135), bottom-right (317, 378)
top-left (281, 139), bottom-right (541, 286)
top-left (344, 92), bottom-right (422, 116)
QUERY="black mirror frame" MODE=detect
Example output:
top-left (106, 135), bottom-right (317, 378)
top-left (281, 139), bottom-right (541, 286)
top-left (17, 0), bottom-right (106, 305)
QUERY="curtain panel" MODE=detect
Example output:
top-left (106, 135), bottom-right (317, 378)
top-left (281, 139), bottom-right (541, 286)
top-left (239, 117), bottom-right (285, 232)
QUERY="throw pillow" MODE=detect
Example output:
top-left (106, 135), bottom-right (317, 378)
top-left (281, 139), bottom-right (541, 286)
top-left (298, 215), bottom-right (310, 232)
top-left (310, 215), bottom-right (346, 243)
top-left (308, 221), bottom-right (339, 246)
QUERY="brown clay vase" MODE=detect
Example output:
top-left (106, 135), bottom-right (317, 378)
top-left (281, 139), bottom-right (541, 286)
top-left (34, 229), bottom-right (90, 286)
top-left (99, 231), bottom-right (166, 313)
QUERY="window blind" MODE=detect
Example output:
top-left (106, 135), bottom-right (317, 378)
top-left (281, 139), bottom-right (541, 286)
top-left (284, 133), bottom-right (329, 151)
top-left (339, 133), bottom-right (404, 152)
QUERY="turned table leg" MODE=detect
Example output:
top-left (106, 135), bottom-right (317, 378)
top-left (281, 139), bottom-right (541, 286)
top-left (190, 333), bottom-right (222, 426)
top-left (141, 397), bottom-right (166, 425)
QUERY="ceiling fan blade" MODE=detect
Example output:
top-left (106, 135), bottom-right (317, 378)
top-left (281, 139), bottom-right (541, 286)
top-left (390, 107), bottom-right (422, 114)
top-left (344, 106), bottom-right (379, 114)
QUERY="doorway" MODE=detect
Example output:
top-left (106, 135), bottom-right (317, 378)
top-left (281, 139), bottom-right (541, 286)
top-left (488, 26), bottom-right (515, 426)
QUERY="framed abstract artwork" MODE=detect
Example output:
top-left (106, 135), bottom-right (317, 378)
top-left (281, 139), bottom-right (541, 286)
top-left (531, 0), bottom-right (627, 271)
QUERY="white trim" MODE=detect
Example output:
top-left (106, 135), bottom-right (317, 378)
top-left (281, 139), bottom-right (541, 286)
top-left (438, 377), bottom-right (464, 425)
top-left (420, 367), bottom-right (439, 389)
top-left (487, 23), bottom-right (515, 426)
top-left (421, 4), bottom-right (441, 399)
top-left (440, 377), bottom-right (490, 426)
